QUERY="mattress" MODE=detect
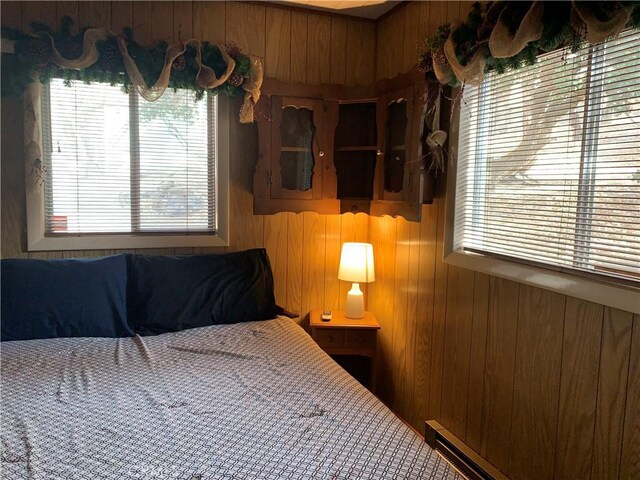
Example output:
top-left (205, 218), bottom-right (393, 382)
top-left (1, 317), bottom-right (464, 479)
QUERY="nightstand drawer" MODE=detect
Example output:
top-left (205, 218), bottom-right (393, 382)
top-left (344, 329), bottom-right (376, 348)
top-left (314, 329), bottom-right (346, 349)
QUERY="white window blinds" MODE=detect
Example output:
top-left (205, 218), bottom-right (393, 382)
top-left (454, 30), bottom-right (640, 282)
top-left (42, 79), bottom-right (216, 235)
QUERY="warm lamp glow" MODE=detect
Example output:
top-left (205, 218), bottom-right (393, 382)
top-left (338, 242), bottom-right (375, 283)
top-left (338, 243), bottom-right (375, 319)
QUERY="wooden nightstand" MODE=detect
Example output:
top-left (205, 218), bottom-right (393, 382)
top-left (310, 310), bottom-right (380, 389)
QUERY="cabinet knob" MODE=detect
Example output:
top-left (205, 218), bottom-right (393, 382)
top-left (319, 151), bottom-right (325, 157)
top-left (377, 150), bottom-right (383, 156)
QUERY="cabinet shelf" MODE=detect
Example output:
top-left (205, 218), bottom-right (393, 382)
top-left (335, 146), bottom-right (378, 152)
top-left (281, 146), bottom-right (311, 152)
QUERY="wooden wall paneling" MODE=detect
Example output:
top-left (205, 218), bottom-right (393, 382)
top-left (375, 13), bottom-right (392, 81)
top-left (290, 11), bottom-right (308, 83)
top-left (172, 1), bottom-right (192, 41)
top-left (300, 212), bottom-right (326, 319)
top-left (553, 298), bottom-right (604, 480)
top-left (225, 2), bottom-right (265, 58)
top-left (591, 307), bottom-right (634, 480)
top-left (265, 7), bottom-right (292, 81)
top-left (417, 0), bottom-right (431, 43)
top-left (446, 1), bottom-right (462, 23)
top-left (620, 315), bottom-right (640, 479)
top-left (369, 214), bottom-right (397, 404)
top-left (345, 20), bottom-right (375, 87)
top-left (56, 2), bottom-right (79, 28)
top-left (151, 2), bottom-right (175, 43)
top-left (22, 1), bottom-right (56, 30)
top-left (1, 97), bottom-right (27, 259)
top-left (78, 1), bottom-right (109, 29)
top-left (480, 277), bottom-right (519, 474)
top-left (427, 1), bottom-right (448, 36)
top-left (439, 265), bottom-right (475, 440)
top-left (306, 13), bottom-right (331, 85)
top-left (375, 7), bottom-right (406, 80)
top-left (323, 214), bottom-right (342, 311)
top-left (192, 1), bottom-right (225, 44)
top-left (409, 203), bottom-right (438, 429)
top-left (286, 213), bottom-right (304, 316)
top-left (427, 193), bottom-right (449, 421)
top-left (508, 286), bottom-right (565, 480)
top-left (2, 1), bottom-right (22, 27)
top-left (264, 213), bottom-right (288, 308)
top-left (146, 2), bottom-right (174, 44)
top-left (111, 1), bottom-right (132, 33)
top-left (401, 1), bottom-right (420, 74)
top-left (389, 217), bottom-right (411, 415)
top-left (329, 17), bottom-right (347, 85)
top-left (132, 2), bottom-right (153, 44)
top-left (464, 272), bottom-right (490, 451)
top-left (401, 218), bottom-right (421, 425)
top-left (228, 113), bottom-right (264, 253)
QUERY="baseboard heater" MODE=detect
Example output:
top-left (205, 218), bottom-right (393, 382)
top-left (425, 420), bottom-right (509, 480)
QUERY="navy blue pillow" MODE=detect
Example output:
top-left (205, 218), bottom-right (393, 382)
top-left (1, 255), bottom-right (132, 341)
top-left (127, 249), bottom-right (282, 335)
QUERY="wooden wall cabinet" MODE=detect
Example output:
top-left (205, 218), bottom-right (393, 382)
top-left (254, 94), bottom-right (340, 215)
top-left (254, 70), bottom-right (435, 221)
top-left (370, 83), bottom-right (427, 222)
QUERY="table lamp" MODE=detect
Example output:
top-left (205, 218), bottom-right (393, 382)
top-left (338, 242), bottom-right (375, 319)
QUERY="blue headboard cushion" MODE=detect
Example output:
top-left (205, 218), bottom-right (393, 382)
top-left (1, 255), bottom-right (132, 341)
top-left (127, 249), bottom-right (283, 336)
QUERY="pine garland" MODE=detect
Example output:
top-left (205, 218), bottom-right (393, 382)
top-left (420, 1), bottom-right (640, 86)
top-left (1, 16), bottom-right (254, 100)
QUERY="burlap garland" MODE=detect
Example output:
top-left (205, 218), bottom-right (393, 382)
top-left (432, 48), bottom-right (455, 85)
top-left (116, 37), bottom-right (236, 102)
top-left (48, 28), bottom-right (110, 69)
top-left (3, 28), bottom-right (262, 123)
top-left (489, 1), bottom-right (545, 59)
top-left (571, 1), bottom-right (633, 44)
top-left (444, 22), bottom-right (486, 86)
top-left (240, 56), bottom-right (263, 123)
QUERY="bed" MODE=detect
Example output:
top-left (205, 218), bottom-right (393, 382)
top-left (1, 252), bottom-right (464, 479)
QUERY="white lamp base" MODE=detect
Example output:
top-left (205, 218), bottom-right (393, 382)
top-left (345, 282), bottom-right (365, 319)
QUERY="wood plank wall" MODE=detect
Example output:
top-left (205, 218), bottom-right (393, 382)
top-left (2, 2), bottom-right (639, 479)
top-left (373, 2), bottom-right (640, 480)
top-left (0, 0), bottom-right (374, 321)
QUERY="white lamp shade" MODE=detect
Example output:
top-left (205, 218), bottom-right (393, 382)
top-left (338, 242), bottom-right (375, 283)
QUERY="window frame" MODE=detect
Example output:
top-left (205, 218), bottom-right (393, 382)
top-left (444, 56), bottom-right (640, 314)
top-left (26, 83), bottom-right (229, 250)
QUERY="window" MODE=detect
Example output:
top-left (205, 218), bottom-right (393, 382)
top-left (453, 30), bottom-right (640, 285)
top-left (27, 79), bottom-right (228, 250)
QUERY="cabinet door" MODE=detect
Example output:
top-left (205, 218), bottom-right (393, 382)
top-left (270, 97), bottom-right (325, 200)
top-left (376, 86), bottom-right (415, 203)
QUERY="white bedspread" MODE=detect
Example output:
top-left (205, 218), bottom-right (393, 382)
top-left (1, 317), bottom-right (463, 479)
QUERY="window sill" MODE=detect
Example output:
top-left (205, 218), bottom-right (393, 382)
top-left (444, 250), bottom-right (639, 314)
top-left (28, 233), bottom-right (229, 251)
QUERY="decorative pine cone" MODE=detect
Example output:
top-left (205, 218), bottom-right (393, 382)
top-left (99, 41), bottom-right (122, 71)
top-left (171, 54), bottom-right (186, 72)
top-left (17, 37), bottom-right (53, 66)
top-left (227, 72), bottom-right (244, 87)
top-left (58, 41), bottom-right (83, 60)
top-left (224, 41), bottom-right (242, 59)
top-left (418, 54), bottom-right (432, 73)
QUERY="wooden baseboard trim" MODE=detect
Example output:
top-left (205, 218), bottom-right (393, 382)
top-left (425, 420), bottom-right (509, 480)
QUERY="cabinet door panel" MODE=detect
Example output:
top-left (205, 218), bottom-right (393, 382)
top-left (271, 97), bottom-right (324, 200)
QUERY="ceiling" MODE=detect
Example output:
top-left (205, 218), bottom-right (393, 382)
top-left (273, 0), bottom-right (401, 19)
